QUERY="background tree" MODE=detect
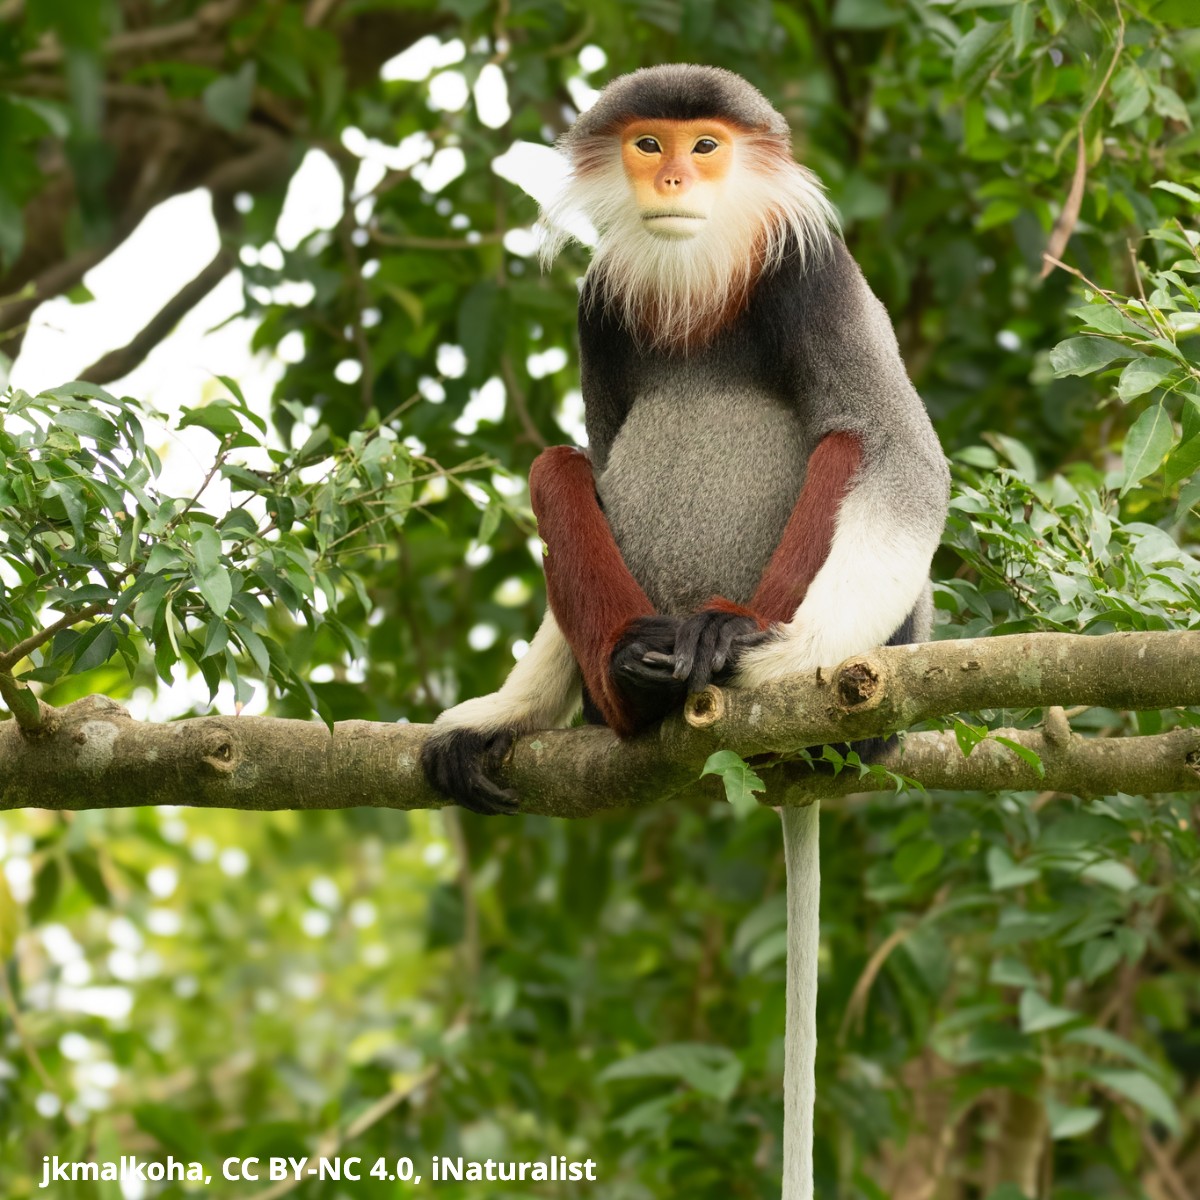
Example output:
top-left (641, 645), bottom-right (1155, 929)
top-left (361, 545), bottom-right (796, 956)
top-left (1, 2), bottom-right (1199, 1197)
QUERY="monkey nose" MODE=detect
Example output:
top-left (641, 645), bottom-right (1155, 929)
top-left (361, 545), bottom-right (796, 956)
top-left (655, 163), bottom-right (693, 193)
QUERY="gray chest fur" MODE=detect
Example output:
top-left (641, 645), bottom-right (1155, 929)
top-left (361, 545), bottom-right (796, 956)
top-left (596, 386), bottom-right (808, 613)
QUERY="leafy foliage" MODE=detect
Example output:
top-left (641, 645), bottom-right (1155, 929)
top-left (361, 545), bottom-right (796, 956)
top-left (0, 380), bottom-right (438, 723)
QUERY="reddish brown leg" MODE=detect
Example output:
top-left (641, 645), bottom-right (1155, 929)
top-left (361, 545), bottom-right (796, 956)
top-left (528, 447), bottom-right (660, 735)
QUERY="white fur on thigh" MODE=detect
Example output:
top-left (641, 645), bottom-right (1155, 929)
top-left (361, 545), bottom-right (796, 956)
top-left (732, 488), bottom-right (936, 689)
top-left (432, 609), bottom-right (582, 735)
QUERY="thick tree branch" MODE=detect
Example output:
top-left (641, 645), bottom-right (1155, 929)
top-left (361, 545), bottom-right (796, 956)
top-left (1, 633), bottom-right (1197, 815)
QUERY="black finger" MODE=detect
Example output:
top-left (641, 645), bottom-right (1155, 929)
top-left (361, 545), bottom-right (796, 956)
top-left (641, 650), bottom-right (675, 667)
top-left (685, 617), bottom-right (723, 691)
top-left (671, 616), bottom-right (705, 682)
top-left (711, 618), bottom-right (743, 673)
top-left (616, 655), bottom-right (679, 688)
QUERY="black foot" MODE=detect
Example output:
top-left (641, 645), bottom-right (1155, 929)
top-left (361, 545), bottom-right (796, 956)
top-left (671, 609), bottom-right (770, 694)
top-left (421, 728), bottom-right (518, 816)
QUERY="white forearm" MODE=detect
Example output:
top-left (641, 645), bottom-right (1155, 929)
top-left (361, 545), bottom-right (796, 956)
top-left (734, 486), bottom-right (939, 689)
top-left (432, 609), bottom-right (582, 734)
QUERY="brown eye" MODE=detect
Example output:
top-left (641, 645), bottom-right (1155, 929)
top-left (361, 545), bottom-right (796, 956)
top-left (635, 137), bottom-right (660, 153)
top-left (693, 138), bottom-right (719, 154)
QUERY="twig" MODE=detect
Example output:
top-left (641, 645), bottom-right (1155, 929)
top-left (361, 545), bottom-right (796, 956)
top-left (839, 924), bottom-right (913, 1042)
top-left (0, 672), bottom-right (43, 731)
top-left (500, 355), bottom-right (547, 448)
top-left (337, 168), bottom-right (376, 415)
top-left (1139, 1126), bottom-right (1192, 1200)
top-left (1040, 254), bottom-right (1160, 340)
top-left (251, 1065), bottom-right (438, 1199)
top-left (1126, 238), bottom-right (1173, 339)
top-left (22, 0), bottom-right (246, 68)
top-left (304, 0), bottom-right (343, 27)
top-left (0, 602), bottom-right (109, 672)
top-left (442, 808), bottom-right (481, 984)
top-left (491, 0), bottom-right (511, 63)
top-left (0, 966), bottom-right (57, 1093)
top-left (1040, 0), bottom-right (1126, 279)
top-left (167, 439), bottom-right (233, 532)
top-left (369, 230), bottom-right (504, 250)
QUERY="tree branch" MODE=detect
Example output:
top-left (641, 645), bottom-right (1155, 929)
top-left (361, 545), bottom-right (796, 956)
top-left (22, 0), bottom-right (247, 68)
top-left (1, 633), bottom-right (1197, 815)
top-left (79, 245), bottom-right (237, 384)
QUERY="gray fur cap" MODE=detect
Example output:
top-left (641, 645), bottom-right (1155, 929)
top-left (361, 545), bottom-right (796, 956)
top-left (566, 64), bottom-right (790, 142)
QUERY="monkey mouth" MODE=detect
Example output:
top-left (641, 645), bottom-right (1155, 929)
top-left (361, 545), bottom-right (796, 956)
top-left (641, 211), bottom-right (707, 238)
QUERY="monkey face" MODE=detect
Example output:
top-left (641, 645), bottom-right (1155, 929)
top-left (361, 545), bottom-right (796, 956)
top-left (619, 119), bottom-right (737, 239)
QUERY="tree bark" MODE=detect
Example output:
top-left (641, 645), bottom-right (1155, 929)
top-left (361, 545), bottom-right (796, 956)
top-left (2, 633), bottom-right (1198, 815)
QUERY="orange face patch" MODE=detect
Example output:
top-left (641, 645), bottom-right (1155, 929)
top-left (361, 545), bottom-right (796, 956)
top-left (618, 118), bottom-right (738, 223)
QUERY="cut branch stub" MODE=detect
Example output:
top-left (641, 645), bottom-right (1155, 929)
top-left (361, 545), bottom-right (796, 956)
top-left (833, 657), bottom-right (885, 711)
top-left (684, 686), bottom-right (725, 728)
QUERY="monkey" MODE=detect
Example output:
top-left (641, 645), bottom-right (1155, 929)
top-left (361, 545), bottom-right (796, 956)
top-left (421, 65), bottom-right (949, 1200)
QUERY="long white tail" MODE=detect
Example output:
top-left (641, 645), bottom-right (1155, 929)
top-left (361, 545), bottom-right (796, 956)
top-left (781, 801), bottom-right (820, 1200)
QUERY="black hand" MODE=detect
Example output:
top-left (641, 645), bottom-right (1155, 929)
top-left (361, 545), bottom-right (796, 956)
top-left (421, 728), bottom-right (518, 816)
top-left (609, 614), bottom-right (688, 728)
top-left (671, 610), bottom-right (771, 694)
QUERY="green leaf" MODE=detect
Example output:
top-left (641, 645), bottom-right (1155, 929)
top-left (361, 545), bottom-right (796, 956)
top-left (203, 62), bottom-right (256, 132)
top-left (1047, 1101), bottom-right (1102, 1139)
top-left (195, 565), bottom-right (233, 616)
top-left (1010, 1), bottom-right (1034, 57)
top-left (599, 1043), bottom-right (743, 1101)
top-left (953, 718), bottom-right (987, 757)
top-left (1080, 938), bottom-right (1121, 983)
top-left (68, 851), bottom-right (110, 906)
top-left (54, 408), bottom-right (119, 444)
top-left (1019, 989), bottom-right (1078, 1033)
top-left (217, 374), bottom-right (267, 433)
top-left (1154, 0), bottom-right (1200, 25)
top-left (1116, 357), bottom-right (1176, 402)
top-left (1176, 474), bottom-right (1200, 520)
top-left (29, 858), bottom-right (61, 924)
top-left (1091, 1068), bottom-right (1180, 1134)
top-left (73, 624), bottom-right (116, 672)
top-left (1080, 859), bottom-right (1138, 892)
top-left (894, 838), bottom-right (944, 883)
top-left (1048, 337), bottom-right (1135, 377)
top-left (1111, 66), bottom-right (1150, 125)
top-left (191, 526), bottom-right (222, 578)
top-left (992, 736), bottom-right (1044, 777)
top-left (235, 623), bottom-right (272, 678)
top-left (1121, 403), bottom-right (1175, 495)
top-left (986, 846), bottom-right (1040, 890)
top-left (701, 750), bottom-right (766, 818)
top-left (41, 479), bottom-right (86, 543)
top-left (1163, 435), bottom-right (1200, 487)
top-left (179, 401), bottom-right (241, 438)
top-left (189, 526), bottom-right (232, 615)
top-left (831, 0), bottom-right (903, 28)
top-left (953, 20), bottom-right (1006, 83)
top-left (1065, 1027), bottom-right (1166, 1079)
top-left (457, 281), bottom-right (509, 385)
top-left (477, 498), bottom-right (502, 546)
top-left (0, 871), bottom-right (18, 959)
